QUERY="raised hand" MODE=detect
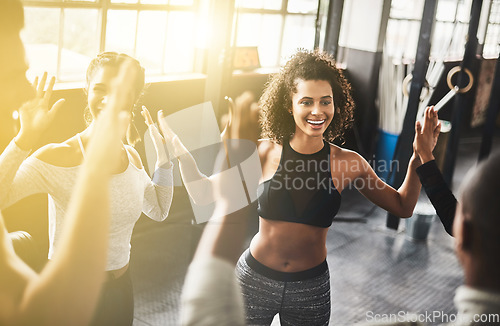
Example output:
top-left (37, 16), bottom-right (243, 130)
top-left (414, 106), bottom-right (441, 163)
top-left (15, 72), bottom-right (66, 150)
top-left (141, 105), bottom-right (170, 167)
top-left (157, 110), bottom-right (190, 158)
top-left (85, 60), bottom-right (136, 175)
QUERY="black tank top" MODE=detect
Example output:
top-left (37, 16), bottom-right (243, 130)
top-left (257, 139), bottom-right (341, 228)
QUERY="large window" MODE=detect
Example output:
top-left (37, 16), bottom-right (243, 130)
top-left (234, 0), bottom-right (319, 68)
top-left (21, 0), bottom-right (203, 82)
top-left (385, 0), bottom-right (500, 61)
top-left (483, 0), bottom-right (500, 58)
top-left (21, 0), bottom-right (321, 83)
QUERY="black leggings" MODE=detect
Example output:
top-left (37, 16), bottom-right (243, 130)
top-left (235, 249), bottom-right (331, 326)
top-left (90, 268), bottom-right (134, 326)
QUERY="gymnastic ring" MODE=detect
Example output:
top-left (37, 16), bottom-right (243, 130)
top-left (402, 74), bottom-right (430, 100)
top-left (446, 66), bottom-right (473, 94)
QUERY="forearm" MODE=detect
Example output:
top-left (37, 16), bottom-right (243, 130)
top-left (178, 153), bottom-right (214, 205)
top-left (416, 160), bottom-right (456, 236)
top-left (144, 166), bottom-right (174, 221)
top-left (0, 140), bottom-right (31, 209)
top-left (395, 155), bottom-right (423, 217)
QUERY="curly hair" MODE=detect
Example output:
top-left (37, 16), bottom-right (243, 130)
top-left (259, 49), bottom-right (354, 144)
top-left (83, 52), bottom-right (146, 146)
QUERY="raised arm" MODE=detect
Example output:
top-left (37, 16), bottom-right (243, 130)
top-left (354, 106), bottom-right (441, 218)
top-left (414, 107), bottom-right (455, 236)
top-left (0, 62), bottom-right (133, 326)
top-left (126, 144), bottom-right (174, 222)
top-left (350, 149), bottom-right (422, 218)
top-left (153, 108), bottom-right (215, 205)
top-left (180, 143), bottom-right (258, 326)
top-left (0, 73), bottom-right (65, 209)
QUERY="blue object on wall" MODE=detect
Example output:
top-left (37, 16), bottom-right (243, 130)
top-left (375, 129), bottom-right (399, 183)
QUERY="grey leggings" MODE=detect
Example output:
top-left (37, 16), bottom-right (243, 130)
top-left (235, 249), bottom-right (331, 326)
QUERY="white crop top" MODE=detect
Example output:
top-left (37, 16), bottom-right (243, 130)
top-left (0, 139), bottom-right (174, 270)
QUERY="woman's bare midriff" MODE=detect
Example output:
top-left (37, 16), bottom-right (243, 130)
top-left (249, 217), bottom-right (329, 272)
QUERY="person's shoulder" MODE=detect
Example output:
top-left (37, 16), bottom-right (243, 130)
top-left (329, 143), bottom-right (357, 158)
top-left (124, 145), bottom-right (143, 169)
top-left (258, 139), bottom-right (281, 152)
top-left (258, 139), bottom-right (282, 158)
top-left (329, 143), bottom-right (367, 164)
top-left (33, 141), bottom-right (80, 166)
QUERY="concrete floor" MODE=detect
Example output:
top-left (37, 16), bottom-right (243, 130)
top-left (129, 135), bottom-right (498, 326)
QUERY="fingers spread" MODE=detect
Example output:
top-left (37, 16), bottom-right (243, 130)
top-left (50, 98), bottom-right (66, 113)
top-left (44, 76), bottom-right (56, 102)
top-left (37, 72), bottom-right (48, 98)
top-left (32, 76), bottom-right (39, 90)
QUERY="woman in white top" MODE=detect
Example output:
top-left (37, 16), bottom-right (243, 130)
top-left (0, 52), bottom-right (174, 326)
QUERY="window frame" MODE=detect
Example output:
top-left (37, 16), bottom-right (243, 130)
top-left (385, 0), bottom-right (500, 61)
top-left (234, 0), bottom-right (321, 68)
top-left (21, 0), bottom-right (203, 82)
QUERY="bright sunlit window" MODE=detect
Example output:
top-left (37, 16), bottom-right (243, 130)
top-left (234, 0), bottom-right (319, 68)
top-left (21, 0), bottom-right (321, 83)
top-left (385, 0), bottom-right (500, 61)
top-left (483, 0), bottom-right (500, 58)
top-left (21, 0), bottom-right (203, 82)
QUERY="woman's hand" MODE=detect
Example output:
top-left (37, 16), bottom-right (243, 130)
top-left (141, 106), bottom-right (170, 167)
top-left (414, 106), bottom-right (441, 164)
top-left (157, 110), bottom-right (189, 158)
top-left (14, 72), bottom-right (66, 150)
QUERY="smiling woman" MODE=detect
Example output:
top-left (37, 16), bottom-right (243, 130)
top-left (291, 80), bottom-right (335, 138)
top-left (259, 49), bottom-right (354, 145)
top-left (84, 52), bottom-right (145, 146)
top-left (234, 49), bottom-right (434, 325)
top-left (0, 52), bottom-right (175, 326)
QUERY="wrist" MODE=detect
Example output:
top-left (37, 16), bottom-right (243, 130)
top-left (410, 153), bottom-right (422, 168)
top-left (14, 131), bottom-right (36, 151)
top-left (172, 136), bottom-right (189, 156)
top-left (418, 151), bottom-right (435, 164)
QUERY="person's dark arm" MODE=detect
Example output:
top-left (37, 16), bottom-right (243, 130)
top-left (416, 160), bottom-right (456, 236)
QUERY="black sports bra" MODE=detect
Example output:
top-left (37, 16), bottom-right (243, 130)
top-left (257, 139), bottom-right (341, 228)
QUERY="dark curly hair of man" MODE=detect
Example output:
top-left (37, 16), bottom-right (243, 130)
top-left (259, 49), bottom-right (354, 144)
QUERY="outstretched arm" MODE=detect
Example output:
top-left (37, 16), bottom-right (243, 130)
top-left (179, 98), bottom-right (261, 325)
top-left (153, 109), bottom-right (215, 205)
top-left (354, 108), bottom-right (440, 217)
top-left (180, 145), bottom-right (258, 326)
top-left (134, 106), bottom-right (175, 221)
top-left (354, 150), bottom-right (422, 218)
top-left (0, 73), bottom-right (65, 209)
top-left (415, 107), bottom-right (455, 236)
top-left (0, 62), bottom-right (133, 326)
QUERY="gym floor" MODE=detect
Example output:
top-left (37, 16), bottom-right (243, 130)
top-left (129, 133), bottom-right (498, 326)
